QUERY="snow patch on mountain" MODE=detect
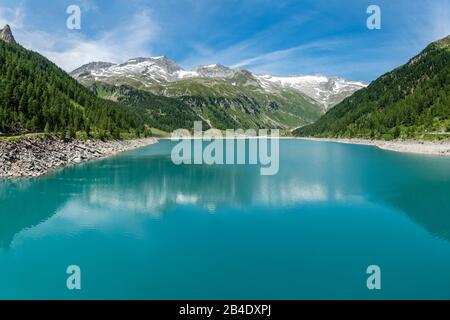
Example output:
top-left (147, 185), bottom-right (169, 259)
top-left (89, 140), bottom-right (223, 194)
top-left (71, 57), bottom-right (367, 108)
top-left (71, 62), bottom-right (117, 78)
top-left (192, 64), bottom-right (237, 78)
top-left (71, 57), bottom-right (182, 84)
top-left (256, 75), bottom-right (367, 109)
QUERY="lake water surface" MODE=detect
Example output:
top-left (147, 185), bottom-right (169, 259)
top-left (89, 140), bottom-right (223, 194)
top-left (1, 139), bottom-right (450, 299)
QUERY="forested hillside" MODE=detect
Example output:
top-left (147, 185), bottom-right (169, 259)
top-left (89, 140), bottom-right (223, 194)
top-left (91, 79), bottom-right (320, 132)
top-left (295, 35), bottom-right (450, 140)
top-left (92, 83), bottom-right (207, 133)
top-left (0, 40), bottom-right (140, 139)
top-left (149, 75), bottom-right (324, 130)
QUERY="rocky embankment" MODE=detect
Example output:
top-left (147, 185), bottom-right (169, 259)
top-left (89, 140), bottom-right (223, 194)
top-left (0, 135), bottom-right (157, 178)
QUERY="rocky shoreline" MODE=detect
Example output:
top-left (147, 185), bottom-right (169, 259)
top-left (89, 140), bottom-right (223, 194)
top-left (0, 135), bottom-right (157, 178)
top-left (299, 137), bottom-right (450, 156)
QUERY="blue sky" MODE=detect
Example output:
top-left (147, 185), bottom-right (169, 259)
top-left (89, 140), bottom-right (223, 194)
top-left (1, 0), bottom-right (450, 81)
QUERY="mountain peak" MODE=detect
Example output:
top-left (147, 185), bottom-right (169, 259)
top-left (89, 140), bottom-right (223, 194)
top-left (122, 56), bottom-right (182, 73)
top-left (70, 57), bottom-right (364, 108)
top-left (70, 61), bottom-right (117, 77)
top-left (193, 64), bottom-right (236, 78)
top-left (125, 56), bottom-right (175, 64)
top-left (0, 24), bottom-right (16, 44)
top-left (194, 63), bottom-right (229, 71)
top-left (256, 74), bottom-right (367, 109)
top-left (153, 55), bottom-right (169, 60)
top-left (434, 34), bottom-right (450, 49)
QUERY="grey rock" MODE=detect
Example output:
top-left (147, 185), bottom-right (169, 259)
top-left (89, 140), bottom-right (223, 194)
top-left (193, 64), bottom-right (236, 78)
top-left (70, 62), bottom-right (117, 77)
top-left (0, 136), bottom-right (157, 178)
top-left (0, 25), bottom-right (16, 44)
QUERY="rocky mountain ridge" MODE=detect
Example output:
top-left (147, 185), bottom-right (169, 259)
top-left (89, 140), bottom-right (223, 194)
top-left (0, 25), bottom-right (16, 44)
top-left (71, 56), bottom-right (366, 109)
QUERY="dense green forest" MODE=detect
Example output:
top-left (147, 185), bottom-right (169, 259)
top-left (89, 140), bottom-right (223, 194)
top-left (92, 83), bottom-right (208, 132)
top-left (93, 82), bottom-right (281, 132)
top-left (0, 40), bottom-right (142, 139)
top-left (295, 36), bottom-right (450, 140)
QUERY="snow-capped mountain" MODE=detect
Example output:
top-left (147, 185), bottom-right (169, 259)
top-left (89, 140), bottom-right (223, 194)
top-left (192, 64), bottom-right (237, 78)
top-left (72, 58), bottom-right (242, 84)
top-left (71, 61), bottom-right (117, 77)
top-left (256, 75), bottom-right (367, 109)
top-left (73, 56), bottom-right (184, 85)
top-left (71, 57), bottom-right (366, 109)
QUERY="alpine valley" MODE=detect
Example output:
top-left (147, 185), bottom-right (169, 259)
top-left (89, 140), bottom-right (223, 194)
top-left (71, 57), bottom-right (366, 132)
top-left (2, 0), bottom-right (450, 301)
top-left (0, 24), bottom-right (366, 176)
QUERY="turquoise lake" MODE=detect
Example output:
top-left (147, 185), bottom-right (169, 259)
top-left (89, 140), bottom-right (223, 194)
top-left (0, 139), bottom-right (450, 299)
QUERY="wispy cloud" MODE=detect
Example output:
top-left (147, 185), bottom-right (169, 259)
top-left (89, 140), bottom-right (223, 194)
top-left (180, 34), bottom-right (353, 78)
top-left (1, 5), bottom-right (159, 71)
top-left (0, 5), bottom-right (25, 29)
top-left (2, 0), bottom-right (450, 81)
top-left (179, 9), bottom-right (318, 70)
top-left (230, 39), bottom-right (344, 69)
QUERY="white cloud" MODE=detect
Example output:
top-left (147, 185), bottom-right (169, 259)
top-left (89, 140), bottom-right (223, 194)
top-left (181, 36), bottom-right (349, 78)
top-left (230, 39), bottom-right (343, 70)
top-left (396, 1), bottom-right (450, 54)
top-left (1, 6), bottom-right (159, 72)
top-left (179, 9), bottom-right (321, 71)
top-left (0, 5), bottom-right (25, 29)
top-left (3, 0), bottom-right (450, 79)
